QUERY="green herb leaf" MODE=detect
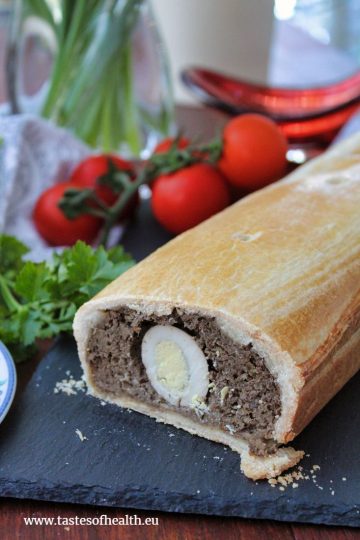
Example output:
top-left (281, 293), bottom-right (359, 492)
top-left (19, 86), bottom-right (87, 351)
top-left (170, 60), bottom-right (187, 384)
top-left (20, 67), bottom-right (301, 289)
top-left (0, 236), bottom-right (134, 362)
top-left (0, 235), bottom-right (29, 276)
top-left (15, 262), bottom-right (50, 302)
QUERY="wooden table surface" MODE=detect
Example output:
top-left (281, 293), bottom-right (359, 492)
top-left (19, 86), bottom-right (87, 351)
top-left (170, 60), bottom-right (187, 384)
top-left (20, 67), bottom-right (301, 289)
top-left (1, 105), bottom-right (359, 540)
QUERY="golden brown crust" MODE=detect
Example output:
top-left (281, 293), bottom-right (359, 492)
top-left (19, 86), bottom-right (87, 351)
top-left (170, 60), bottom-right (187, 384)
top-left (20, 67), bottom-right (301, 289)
top-left (290, 298), bottom-right (360, 437)
top-left (74, 132), bottom-right (360, 479)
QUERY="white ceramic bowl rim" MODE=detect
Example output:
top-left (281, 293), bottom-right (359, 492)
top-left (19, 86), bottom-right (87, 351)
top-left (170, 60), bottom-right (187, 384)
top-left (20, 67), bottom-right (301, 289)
top-left (0, 340), bottom-right (17, 424)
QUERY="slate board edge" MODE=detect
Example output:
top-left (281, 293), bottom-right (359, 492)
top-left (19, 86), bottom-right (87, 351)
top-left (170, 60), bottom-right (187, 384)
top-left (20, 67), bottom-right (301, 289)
top-left (0, 479), bottom-right (359, 527)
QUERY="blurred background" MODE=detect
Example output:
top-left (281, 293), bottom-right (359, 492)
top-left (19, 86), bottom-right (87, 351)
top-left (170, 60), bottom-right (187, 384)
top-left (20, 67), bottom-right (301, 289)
top-left (0, 0), bottom-right (359, 157)
top-left (1, 0), bottom-right (360, 105)
top-left (152, 0), bottom-right (360, 102)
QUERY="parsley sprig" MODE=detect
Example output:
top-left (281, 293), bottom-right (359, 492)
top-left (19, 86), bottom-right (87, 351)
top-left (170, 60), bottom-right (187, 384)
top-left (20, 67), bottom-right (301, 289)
top-left (0, 235), bottom-right (134, 361)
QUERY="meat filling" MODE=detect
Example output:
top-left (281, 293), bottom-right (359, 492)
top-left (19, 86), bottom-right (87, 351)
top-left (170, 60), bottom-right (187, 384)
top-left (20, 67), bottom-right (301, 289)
top-left (86, 308), bottom-right (281, 456)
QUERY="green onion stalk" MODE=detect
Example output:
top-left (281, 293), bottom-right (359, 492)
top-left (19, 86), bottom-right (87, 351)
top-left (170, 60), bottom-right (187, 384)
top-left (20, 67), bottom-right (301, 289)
top-left (15, 0), bottom-right (174, 156)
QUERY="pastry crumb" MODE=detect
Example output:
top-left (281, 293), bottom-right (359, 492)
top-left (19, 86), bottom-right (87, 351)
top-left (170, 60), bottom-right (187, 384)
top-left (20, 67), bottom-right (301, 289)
top-left (54, 373), bottom-right (87, 396)
top-left (267, 466), bottom-right (308, 491)
top-left (75, 429), bottom-right (87, 442)
top-left (268, 478), bottom-right (277, 486)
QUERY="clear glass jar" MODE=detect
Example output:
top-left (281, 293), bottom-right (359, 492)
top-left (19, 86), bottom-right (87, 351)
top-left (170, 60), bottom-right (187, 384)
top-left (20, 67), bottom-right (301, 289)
top-left (290, 0), bottom-right (360, 62)
top-left (6, 0), bottom-right (175, 157)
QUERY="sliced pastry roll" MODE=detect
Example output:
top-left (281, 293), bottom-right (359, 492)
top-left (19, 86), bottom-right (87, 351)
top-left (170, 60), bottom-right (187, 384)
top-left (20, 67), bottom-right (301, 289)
top-left (74, 133), bottom-right (360, 480)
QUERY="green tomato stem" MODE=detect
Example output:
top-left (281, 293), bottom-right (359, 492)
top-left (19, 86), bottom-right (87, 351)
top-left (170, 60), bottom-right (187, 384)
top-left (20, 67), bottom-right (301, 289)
top-left (98, 169), bottom-right (149, 246)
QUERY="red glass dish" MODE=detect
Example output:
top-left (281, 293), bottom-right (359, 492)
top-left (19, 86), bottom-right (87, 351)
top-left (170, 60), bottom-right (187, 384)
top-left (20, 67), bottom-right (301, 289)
top-left (182, 67), bottom-right (360, 144)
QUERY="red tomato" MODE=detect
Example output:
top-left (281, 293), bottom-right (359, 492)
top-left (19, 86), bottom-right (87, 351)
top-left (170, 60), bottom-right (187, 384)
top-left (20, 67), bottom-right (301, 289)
top-left (154, 137), bottom-right (189, 154)
top-left (33, 182), bottom-right (102, 246)
top-left (218, 114), bottom-right (288, 191)
top-left (151, 163), bottom-right (230, 234)
top-left (70, 154), bottom-right (138, 219)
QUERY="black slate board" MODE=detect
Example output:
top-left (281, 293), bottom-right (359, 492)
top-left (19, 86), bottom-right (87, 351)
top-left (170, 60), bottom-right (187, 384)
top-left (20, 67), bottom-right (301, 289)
top-left (0, 336), bottom-right (360, 527)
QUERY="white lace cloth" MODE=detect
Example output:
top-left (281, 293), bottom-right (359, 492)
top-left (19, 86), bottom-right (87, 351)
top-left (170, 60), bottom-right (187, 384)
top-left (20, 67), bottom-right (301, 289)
top-left (0, 114), bottom-right (91, 260)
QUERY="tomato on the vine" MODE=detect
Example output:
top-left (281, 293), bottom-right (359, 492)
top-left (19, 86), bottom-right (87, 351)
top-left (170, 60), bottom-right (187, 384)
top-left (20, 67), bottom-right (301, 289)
top-left (33, 181), bottom-right (102, 246)
top-left (70, 154), bottom-right (138, 219)
top-left (218, 114), bottom-right (288, 191)
top-left (151, 163), bottom-right (230, 234)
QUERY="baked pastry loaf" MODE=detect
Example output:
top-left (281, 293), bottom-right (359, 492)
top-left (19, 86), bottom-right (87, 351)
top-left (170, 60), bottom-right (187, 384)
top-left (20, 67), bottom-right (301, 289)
top-left (74, 133), bottom-right (360, 480)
